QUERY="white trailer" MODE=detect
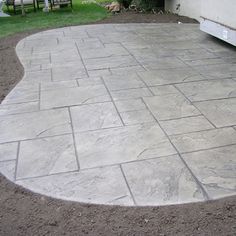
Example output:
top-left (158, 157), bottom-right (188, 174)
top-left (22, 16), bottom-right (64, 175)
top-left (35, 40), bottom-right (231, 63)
top-left (165, 0), bottom-right (236, 46)
top-left (200, 0), bottom-right (236, 46)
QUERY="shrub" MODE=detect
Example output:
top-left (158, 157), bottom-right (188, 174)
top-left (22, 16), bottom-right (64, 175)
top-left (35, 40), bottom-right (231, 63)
top-left (135, 0), bottom-right (163, 11)
top-left (117, 0), bottom-right (132, 9)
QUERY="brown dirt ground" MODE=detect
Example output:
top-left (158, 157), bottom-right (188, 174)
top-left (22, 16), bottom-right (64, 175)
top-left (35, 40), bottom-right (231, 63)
top-left (0, 11), bottom-right (236, 236)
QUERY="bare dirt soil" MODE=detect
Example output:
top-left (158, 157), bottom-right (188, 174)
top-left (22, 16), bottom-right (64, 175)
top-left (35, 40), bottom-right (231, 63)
top-left (0, 12), bottom-right (236, 236)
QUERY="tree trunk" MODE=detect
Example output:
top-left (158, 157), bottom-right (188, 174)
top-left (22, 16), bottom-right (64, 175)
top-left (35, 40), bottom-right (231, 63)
top-left (20, 0), bottom-right (25, 16)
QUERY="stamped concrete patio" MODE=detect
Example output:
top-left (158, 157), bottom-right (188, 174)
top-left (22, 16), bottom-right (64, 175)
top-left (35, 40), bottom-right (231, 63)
top-left (0, 24), bottom-right (236, 206)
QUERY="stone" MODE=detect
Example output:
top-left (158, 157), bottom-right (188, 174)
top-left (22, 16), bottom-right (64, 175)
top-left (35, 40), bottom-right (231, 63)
top-left (138, 68), bottom-right (205, 86)
top-left (177, 48), bottom-right (218, 61)
top-left (170, 127), bottom-right (236, 153)
top-left (103, 73), bottom-right (145, 91)
top-left (52, 65), bottom-right (88, 81)
top-left (140, 57), bottom-right (188, 70)
top-left (195, 98), bottom-right (236, 128)
top-left (120, 109), bottom-right (155, 125)
top-left (75, 123), bottom-right (176, 169)
top-left (0, 102), bottom-right (39, 116)
top-left (122, 155), bottom-right (205, 205)
top-left (70, 102), bottom-right (122, 132)
top-left (0, 161), bottom-right (15, 181)
top-left (176, 79), bottom-right (236, 102)
top-left (0, 109), bottom-right (71, 143)
top-left (106, 2), bottom-right (121, 12)
top-left (182, 145), bottom-right (236, 199)
top-left (193, 64), bottom-right (236, 80)
top-left (111, 88), bottom-right (152, 101)
top-left (84, 55), bottom-right (138, 70)
top-left (40, 85), bottom-right (111, 109)
top-left (149, 85), bottom-right (179, 96)
top-left (41, 80), bottom-right (78, 91)
top-left (114, 98), bottom-right (146, 113)
top-left (0, 142), bottom-right (18, 161)
top-left (2, 89), bottom-right (39, 105)
top-left (17, 165), bottom-right (134, 205)
top-left (16, 134), bottom-right (78, 179)
top-left (143, 93), bottom-right (200, 120)
top-left (110, 65), bottom-right (145, 75)
top-left (88, 69), bottom-right (111, 77)
top-left (184, 58), bottom-right (226, 67)
top-left (80, 43), bottom-right (128, 59)
top-left (160, 116), bottom-right (214, 135)
top-left (77, 77), bottom-right (103, 87)
top-left (23, 70), bottom-right (52, 83)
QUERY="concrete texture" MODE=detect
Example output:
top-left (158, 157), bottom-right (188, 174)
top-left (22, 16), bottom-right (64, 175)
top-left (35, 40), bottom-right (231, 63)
top-left (0, 23), bottom-right (236, 206)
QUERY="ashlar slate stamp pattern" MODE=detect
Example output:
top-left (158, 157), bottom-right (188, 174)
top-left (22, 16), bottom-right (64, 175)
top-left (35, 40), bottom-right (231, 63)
top-left (0, 24), bottom-right (236, 206)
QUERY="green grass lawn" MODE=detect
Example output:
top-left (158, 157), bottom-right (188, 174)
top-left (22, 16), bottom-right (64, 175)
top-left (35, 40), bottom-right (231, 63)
top-left (0, 0), bottom-right (110, 38)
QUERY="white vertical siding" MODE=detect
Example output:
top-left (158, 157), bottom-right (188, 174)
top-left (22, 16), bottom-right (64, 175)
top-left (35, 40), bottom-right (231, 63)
top-left (165, 0), bottom-right (201, 21)
top-left (201, 0), bottom-right (236, 29)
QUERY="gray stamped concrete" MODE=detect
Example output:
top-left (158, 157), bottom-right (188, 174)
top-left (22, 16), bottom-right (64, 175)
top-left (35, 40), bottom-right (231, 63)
top-left (0, 23), bottom-right (236, 206)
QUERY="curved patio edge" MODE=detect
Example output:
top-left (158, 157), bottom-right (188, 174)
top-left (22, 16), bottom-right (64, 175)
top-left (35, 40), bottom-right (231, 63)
top-left (0, 24), bottom-right (236, 206)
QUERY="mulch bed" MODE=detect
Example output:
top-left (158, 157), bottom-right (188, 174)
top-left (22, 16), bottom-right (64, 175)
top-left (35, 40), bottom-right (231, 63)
top-left (0, 11), bottom-right (236, 236)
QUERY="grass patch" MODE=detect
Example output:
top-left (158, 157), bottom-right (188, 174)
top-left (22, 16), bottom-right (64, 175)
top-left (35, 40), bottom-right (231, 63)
top-left (95, 0), bottom-right (113, 4)
top-left (0, 0), bottom-right (109, 37)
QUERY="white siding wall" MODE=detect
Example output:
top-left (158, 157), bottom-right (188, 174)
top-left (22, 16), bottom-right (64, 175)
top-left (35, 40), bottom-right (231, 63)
top-left (165, 0), bottom-right (201, 21)
top-left (201, 0), bottom-right (236, 29)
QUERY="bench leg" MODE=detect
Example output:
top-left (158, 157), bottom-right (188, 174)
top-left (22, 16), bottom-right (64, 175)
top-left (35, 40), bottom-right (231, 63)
top-left (13, 4), bottom-right (16, 14)
top-left (33, 0), bottom-right (36, 11)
